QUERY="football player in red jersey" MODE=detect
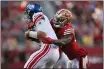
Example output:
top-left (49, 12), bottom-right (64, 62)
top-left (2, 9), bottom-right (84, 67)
top-left (41, 9), bottom-right (89, 69)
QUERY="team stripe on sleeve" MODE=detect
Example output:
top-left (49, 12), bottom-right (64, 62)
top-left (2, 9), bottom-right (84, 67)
top-left (33, 14), bottom-right (44, 25)
top-left (64, 28), bottom-right (74, 35)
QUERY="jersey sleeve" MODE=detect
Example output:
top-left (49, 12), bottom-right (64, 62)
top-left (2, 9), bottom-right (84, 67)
top-left (32, 13), bottom-right (44, 25)
top-left (28, 13), bottom-right (44, 30)
top-left (28, 22), bottom-right (34, 29)
top-left (32, 13), bottom-right (48, 35)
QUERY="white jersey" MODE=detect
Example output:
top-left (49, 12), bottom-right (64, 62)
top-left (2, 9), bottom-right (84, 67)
top-left (32, 12), bottom-right (58, 48)
top-left (24, 12), bottom-right (60, 68)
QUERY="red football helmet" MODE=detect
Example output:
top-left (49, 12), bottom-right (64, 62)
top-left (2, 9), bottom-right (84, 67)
top-left (54, 9), bottom-right (72, 28)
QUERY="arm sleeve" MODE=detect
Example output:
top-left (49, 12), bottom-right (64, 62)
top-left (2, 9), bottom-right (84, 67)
top-left (28, 13), bottom-right (45, 39)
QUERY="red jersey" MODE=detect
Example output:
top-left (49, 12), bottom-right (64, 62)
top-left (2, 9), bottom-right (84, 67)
top-left (50, 19), bottom-right (87, 60)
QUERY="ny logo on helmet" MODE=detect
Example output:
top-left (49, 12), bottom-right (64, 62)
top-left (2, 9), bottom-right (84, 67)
top-left (27, 4), bottom-right (35, 10)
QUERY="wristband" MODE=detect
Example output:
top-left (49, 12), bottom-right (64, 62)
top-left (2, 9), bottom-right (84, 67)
top-left (29, 31), bottom-right (38, 39)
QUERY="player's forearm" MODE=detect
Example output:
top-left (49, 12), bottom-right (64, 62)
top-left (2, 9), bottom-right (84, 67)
top-left (25, 30), bottom-right (38, 39)
top-left (41, 37), bottom-right (70, 46)
top-left (53, 39), bottom-right (66, 46)
top-left (53, 38), bottom-right (71, 46)
top-left (53, 34), bottom-right (73, 46)
top-left (25, 30), bottom-right (41, 42)
top-left (25, 30), bottom-right (47, 40)
top-left (41, 35), bottom-right (73, 47)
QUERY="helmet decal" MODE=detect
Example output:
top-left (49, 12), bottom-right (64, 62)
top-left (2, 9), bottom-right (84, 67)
top-left (54, 9), bottom-right (72, 28)
top-left (24, 3), bottom-right (43, 20)
top-left (27, 4), bottom-right (35, 10)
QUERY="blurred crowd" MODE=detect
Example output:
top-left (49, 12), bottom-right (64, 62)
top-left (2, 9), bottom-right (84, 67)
top-left (1, 1), bottom-right (103, 68)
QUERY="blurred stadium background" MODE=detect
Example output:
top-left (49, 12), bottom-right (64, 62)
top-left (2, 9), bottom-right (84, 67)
top-left (1, 1), bottom-right (103, 69)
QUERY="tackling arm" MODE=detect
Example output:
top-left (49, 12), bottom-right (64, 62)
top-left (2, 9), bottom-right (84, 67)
top-left (25, 28), bottom-right (73, 47)
top-left (53, 28), bottom-right (74, 47)
top-left (41, 34), bottom-right (73, 47)
top-left (41, 27), bottom-right (74, 47)
top-left (53, 34), bottom-right (73, 46)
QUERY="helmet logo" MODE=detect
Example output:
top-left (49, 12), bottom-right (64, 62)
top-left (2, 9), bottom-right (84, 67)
top-left (25, 3), bottom-right (42, 20)
top-left (64, 13), bottom-right (71, 18)
top-left (27, 4), bottom-right (35, 10)
top-left (26, 4), bottom-right (35, 14)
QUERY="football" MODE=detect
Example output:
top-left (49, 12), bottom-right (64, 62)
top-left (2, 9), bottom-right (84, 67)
top-left (37, 31), bottom-right (47, 39)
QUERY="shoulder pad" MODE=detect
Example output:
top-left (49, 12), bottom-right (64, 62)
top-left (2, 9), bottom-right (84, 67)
top-left (33, 13), bottom-right (45, 25)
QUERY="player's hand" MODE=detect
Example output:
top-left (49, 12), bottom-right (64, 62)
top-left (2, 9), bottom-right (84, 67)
top-left (41, 37), bottom-right (54, 44)
top-left (25, 30), bottom-right (30, 39)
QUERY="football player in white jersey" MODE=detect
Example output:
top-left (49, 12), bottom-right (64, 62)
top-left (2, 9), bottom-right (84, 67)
top-left (24, 3), bottom-right (60, 68)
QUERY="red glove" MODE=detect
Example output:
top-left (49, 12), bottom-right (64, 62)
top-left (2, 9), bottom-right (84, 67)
top-left (41, 37), bottom-right (54, 44)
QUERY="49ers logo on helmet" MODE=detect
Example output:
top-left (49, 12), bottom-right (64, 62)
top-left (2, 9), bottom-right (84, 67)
top-left (64, 13), bottom-right (71, 18)
top-left (56, 9), bottom-right (72, 19)
top-left (54, 9), bottom-right (72, 28)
